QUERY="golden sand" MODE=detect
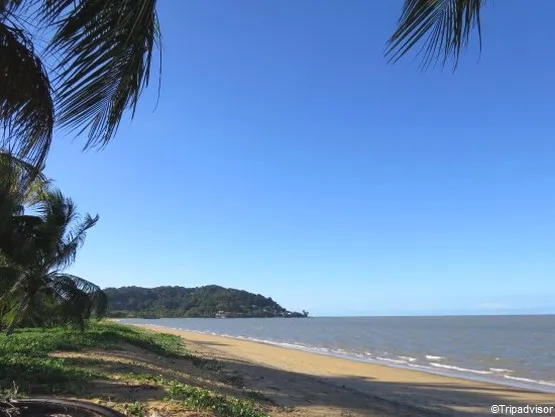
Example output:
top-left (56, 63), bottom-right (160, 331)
top-left (127, 323), bottom-right (555, 417)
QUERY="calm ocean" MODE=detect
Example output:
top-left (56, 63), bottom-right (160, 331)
top-left (119, 315), bottom-right (555, 393)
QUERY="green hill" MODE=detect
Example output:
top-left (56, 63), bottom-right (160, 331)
top-left (104, 285), bottom-right (309, 319)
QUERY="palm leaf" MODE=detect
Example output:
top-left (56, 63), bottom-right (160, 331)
top-left (0, 298), bottom-right (20, 327)
top-left (56, 212), bottom-right (98, 267)
top-left (36, 188), bottom-right (75, 235)
top-left (0, 152), bottom-right (50, 268)
top-left (46, 272), bottom-right (108, 317)
top-left (34, 188), bottom-right (98, 270)
top-left (0, 292), bottom-right (30, 331)
top-left (0, 22), bottom-right (54, 167)
top-left (0, 265), bottom-right (18, 296)
top-left (4, 214), bottom-right (45, 265)
top-left (42, 0), bottom-right (161, 149)
top-left (386, 0), bottom-right (486, 69)
top-left (0, 151), bottom-right (49, 205)
top-left (0, 0), bottom-right (23, 15)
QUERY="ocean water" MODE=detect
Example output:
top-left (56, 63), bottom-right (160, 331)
top-left (119, 315), bottom-right (555, 393)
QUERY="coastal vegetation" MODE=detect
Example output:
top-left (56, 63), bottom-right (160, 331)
top-left (2, 0), bottom-right (486, 333)
top-left (0, 153), bottom-right (294, 413)
top-left (1, 0), bottom-right (161, 332)
top-left (105, 285), bottom-right (309, 319)
top-left (0, 322), bottom-right (270, 417)
top-left (0, 152), bottom-right (106, 334)
top-left (1, 0), bottom-right (161, 167)
top-left (0, 1), bottom-right (493, 414)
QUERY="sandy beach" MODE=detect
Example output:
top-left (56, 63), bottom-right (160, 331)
top-left (124, 323), bottom-right (555, 417)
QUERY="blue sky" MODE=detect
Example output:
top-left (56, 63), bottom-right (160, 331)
top-left (44, 0), bottom-right (555, 316)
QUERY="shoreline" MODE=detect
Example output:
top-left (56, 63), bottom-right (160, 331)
top-left (115, 320), bottom-right (555, 395)
top-left (119, 321), bottom-right (555, 416)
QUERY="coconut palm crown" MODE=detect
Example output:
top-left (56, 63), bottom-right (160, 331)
top-left (1, 0), bottom-right (161, 167)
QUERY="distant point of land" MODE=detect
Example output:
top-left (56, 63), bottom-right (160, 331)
top-left (105, 285), bottom-right (309, 319)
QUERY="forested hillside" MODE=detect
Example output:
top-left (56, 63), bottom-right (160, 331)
top-left (105, 285), bottom-right (309, 318)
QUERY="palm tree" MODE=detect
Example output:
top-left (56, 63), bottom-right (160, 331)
top-left (0, 185), bottom-right (107, 334)
top-left (0, 151), bottom-right (49, 249)
top-left (386, 0), bottom-right (485, 69)
top-left (1, 0), bottom-right (161, 168)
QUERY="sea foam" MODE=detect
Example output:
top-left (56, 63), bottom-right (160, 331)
top-left (120, 318), bottom-right (555, 394)
top-left (429, 362), bottom-right (492, 375)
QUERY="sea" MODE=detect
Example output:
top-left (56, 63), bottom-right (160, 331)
top-left (118, 315), bottom-right (555, 393)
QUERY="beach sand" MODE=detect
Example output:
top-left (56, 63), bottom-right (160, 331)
top-left (128, 324), bottom-right (555, 417)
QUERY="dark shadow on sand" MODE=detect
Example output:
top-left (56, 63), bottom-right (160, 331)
top-left (176, 338), bottom-right (555, 417)
top-left (8, 336), bottom-right (553, 417)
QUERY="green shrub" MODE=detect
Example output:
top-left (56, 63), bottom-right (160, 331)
top-left (0, 322), bottom-right (187, 393)
top-left (165, 381), bottom-right (267, 417)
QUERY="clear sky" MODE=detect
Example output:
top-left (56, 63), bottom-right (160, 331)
top-left (44, 0), bottom-right (555, 317)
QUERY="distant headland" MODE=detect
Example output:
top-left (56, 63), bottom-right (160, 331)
top-left (104, 285), bottom-right (309, 319)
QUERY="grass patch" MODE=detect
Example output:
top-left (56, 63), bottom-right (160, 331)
top-left (0, 322), bottom-right (188, 357)
top-left (0, 322), bottom-right (272, 417)
top-left (121, 372), bottom-right (166, 386)
top-left (166, 380), bottom-right (268, 417)
top-left (124, 401), bottom-right (147, 417)
top-left (0, 322), bottom-right (187, 394)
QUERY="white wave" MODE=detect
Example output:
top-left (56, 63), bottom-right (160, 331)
top-left (376, 356), bottom-right (408, 365)
top-left (121, 320), bottom-right (555, 394)
top-left (407, 363), bottom-right (427, 369)
top-left (430, 362), bottom-right (492, 375)
top-left (425, 355), bottom-right (444, 360)
top-left (503, 375), bottom-right (555, 387)
top-left (489, 368), bottom-right (514, 373)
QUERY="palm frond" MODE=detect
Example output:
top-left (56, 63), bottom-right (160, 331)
top-left (0, 298), bottom-right (20, 327)
top-left (0, 294), bottom-right (30, 331)
top-left (0, 152), bottom-right (50, 264)
top-left (0, 150), bottom-right (49, 205)
top-left (0, 265), bottom-right (19, 296)
top-left (42, 0), bottom-right (161, 149)
top-left (386, 0), bottom-right (486, 69)
top-left (4, 214), bottom-right (45, 265)
top-left (0, 22), bottom-right (54, 167)
top-left (46, 272), bottom-right (108, 317)
top-left (0, 0), bottom-right (24, 17)
top-left (37, 188), bottom-right (75, 228)
top-left (34, 188), bottom-right (98, 270)
top-left (54, 212), bottom-right (98, 270)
